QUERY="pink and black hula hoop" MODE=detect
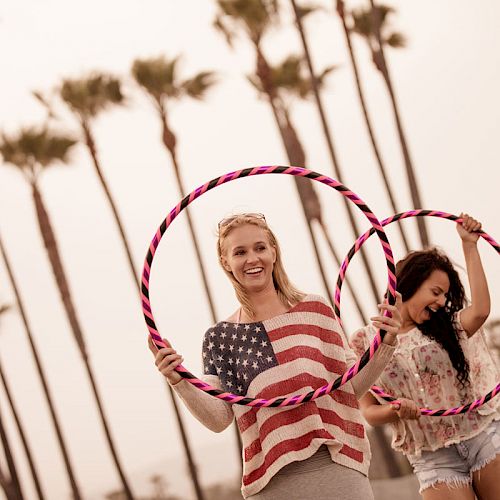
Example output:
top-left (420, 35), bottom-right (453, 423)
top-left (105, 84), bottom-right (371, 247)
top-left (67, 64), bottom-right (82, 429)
top-left (336, 210), bottom-right (500, 416)
top-left (142, 166), bottom-right (397, 407)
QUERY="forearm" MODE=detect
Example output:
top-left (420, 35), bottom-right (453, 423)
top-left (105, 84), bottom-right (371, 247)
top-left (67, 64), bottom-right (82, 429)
top-left (350, 338), bottom-right (396, 398)
top-left (170, 377), bottom-right (234, 433)
top-left (463, 241), bottom-right (490, 318)
top-left (363, 401), bottom-right (400, 426)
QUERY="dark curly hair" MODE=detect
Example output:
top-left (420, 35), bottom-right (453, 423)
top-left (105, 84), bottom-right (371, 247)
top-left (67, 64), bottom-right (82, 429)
top-left (396, 248), bottom-right (470, 388)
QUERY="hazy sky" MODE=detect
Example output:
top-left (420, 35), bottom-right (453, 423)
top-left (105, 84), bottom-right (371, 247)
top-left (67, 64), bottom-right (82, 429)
top-left (1, 1), bottom-right (499, 498)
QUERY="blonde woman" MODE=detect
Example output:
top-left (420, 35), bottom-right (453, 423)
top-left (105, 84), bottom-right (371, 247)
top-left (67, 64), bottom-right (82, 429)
top-left (150, 213), bottom-right (402, 499)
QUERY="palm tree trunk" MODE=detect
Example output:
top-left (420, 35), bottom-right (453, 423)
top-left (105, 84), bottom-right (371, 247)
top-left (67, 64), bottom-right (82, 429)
top-left (0, 362), bottom-right (45, 500)
top-left (0, 233), bottom-right (83, 500)
top-left (279, 107), bottom-right (336, 303)
top-left (159, 106), bottom-right (218, 499)
top-left (290, 5), bottom-right (405, 474)
top-left (159, 106), bottom-right (219, 324)
top-left (30, 182), bottom-right (135, 500)
top-left (80, 109), bottom-right (207, 496)
top-left (166, 388), bottom-right (206, 500)
top-left (80, 121), bottom-right (140, 294)
top-left (317, 220), bottom-right (368, 325)
top-left (0, 464), bottom-right (16, 500)
top-left (335, 0), bottom-right (411, 253)
top-left (256, 46), bottom-right (370, 326)
top-left (290, 0), bottom-right (381, 306)
top-left (0, 404), bottom-right (24, 500)
top-left (258, 58), bottom-right (335, 303)
top-left (369, 0), bottom-right (430, 248)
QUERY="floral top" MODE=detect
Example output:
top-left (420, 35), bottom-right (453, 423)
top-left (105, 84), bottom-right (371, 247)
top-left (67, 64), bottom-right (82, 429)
top-left (351, 311), bottom-right (500, 458)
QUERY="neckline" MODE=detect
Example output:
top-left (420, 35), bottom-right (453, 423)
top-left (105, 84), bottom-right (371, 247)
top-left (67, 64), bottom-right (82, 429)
top-left (221, 294), bottom-right (308, 326)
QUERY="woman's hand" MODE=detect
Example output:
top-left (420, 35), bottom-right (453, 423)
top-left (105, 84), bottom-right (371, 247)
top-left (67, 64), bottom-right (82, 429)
top-left (371, 292), bottom-right (403, 345)
top-left (392, 398), bottom-right (421, 420)
top-left (148, 336), bottom-right (183, 385)
top-left (457, 212), bottom-right (482, 244)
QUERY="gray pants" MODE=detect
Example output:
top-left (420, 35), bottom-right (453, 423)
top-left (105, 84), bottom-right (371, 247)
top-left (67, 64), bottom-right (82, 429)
top-left (247, 446), bottom-right (374, 500)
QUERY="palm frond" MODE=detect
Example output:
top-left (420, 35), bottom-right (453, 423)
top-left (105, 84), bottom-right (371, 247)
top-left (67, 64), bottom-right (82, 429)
top-left (215, 0), bottom-right (278, 45)
top-left (316, 64), bottom-right (338, 85)
top-left (213, 14), bottom-right (236, 48)
top-left (59, 73), bottom-right (124, 118)
top-left (0, 127), bottom-right (76, 172)
top-left (32, 90), bottom-right (58, 120)
top-left (131, 55), bottom-right (182, 101)
top-left (246, 73), bottom-right (264, 95)
top-left (272, 55), bottom-right (304, 90)
top-left (385, 31), bottom-right (406, 48)
top-left (257, 54), bottom-right (334, 100)
top-left (182, 71), bottom-right (217, 100)
top-left (295, 2), bottom-right (323, 20)
top-left (0, 304), bottom-right (10, 317)
top-left (350, 7), bottom-right (372, 37)
top-left (350, 4), bottom-right (402, 47)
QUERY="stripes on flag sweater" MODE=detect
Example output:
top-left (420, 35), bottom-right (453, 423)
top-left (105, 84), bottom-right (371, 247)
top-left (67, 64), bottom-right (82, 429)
top-left (171, 294), bottom-right (395, 498)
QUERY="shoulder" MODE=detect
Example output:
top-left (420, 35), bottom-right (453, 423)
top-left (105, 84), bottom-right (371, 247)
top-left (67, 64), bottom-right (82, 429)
top-left (303, 293), bottom-right (330, 305)
top-left (298, 293), bottom-right (335, 314)
top-left (447, 309), bottom-right (472, 343)
top-left (292, 294), bottom-right (337, 321)
top-left (202, 322), bottom-right (224, 342)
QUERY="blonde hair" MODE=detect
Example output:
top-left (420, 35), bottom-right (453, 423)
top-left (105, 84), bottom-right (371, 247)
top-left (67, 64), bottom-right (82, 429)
top-left (217, 214), bottom-right (305, 319)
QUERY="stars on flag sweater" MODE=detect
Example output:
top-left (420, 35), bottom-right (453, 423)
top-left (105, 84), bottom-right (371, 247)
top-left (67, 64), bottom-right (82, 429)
top-left (203, 321), bottom-right (276, 395)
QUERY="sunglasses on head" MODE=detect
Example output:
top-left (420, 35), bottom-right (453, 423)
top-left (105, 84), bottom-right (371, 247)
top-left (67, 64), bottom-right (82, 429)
top-left (218, 213), bottom-right (266, 229)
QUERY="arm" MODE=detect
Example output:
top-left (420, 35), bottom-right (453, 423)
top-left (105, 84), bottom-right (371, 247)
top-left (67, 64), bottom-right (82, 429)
top-left (359, 392), bottom-right (399, 426)
top-left (359, 392), bottom-right (420, 426)
top-left (347, 295), bottom-right (403, 398)
top-left (456, 213), bottom-right (491, 336)
top-left (148, 336), bottom-right (234, 433)
top-left (170, 376), bottom-right (234, 433)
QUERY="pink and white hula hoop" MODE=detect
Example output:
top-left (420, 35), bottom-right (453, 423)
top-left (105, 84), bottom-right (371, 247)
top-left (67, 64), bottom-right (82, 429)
top-left (142, 166), bottom-right (397, 407)
top-left (336, 210), bottom-right (500, 416)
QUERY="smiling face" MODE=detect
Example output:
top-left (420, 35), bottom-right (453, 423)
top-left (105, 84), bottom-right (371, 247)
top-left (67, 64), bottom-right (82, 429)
top-left (220, 224), bottom-right (277, 295)
top-left (403, 269), bottom-right (451, 325)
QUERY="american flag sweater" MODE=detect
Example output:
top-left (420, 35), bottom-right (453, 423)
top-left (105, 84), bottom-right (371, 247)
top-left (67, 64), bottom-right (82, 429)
top-left (171, 294), bottom-right (395, 498)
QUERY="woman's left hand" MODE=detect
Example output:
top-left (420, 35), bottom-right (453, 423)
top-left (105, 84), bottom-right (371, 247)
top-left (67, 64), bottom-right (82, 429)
top-left (370, 292), bottom-right (403, 342)
top-left (457, 212), bottom-right (482, 244)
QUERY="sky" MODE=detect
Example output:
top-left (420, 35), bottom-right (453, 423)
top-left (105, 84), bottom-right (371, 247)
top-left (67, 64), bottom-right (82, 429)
top-left (0, 0), bottom-right (499, 498)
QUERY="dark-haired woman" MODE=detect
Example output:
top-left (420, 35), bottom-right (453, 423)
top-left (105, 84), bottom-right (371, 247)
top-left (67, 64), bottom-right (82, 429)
top-left (351, 214), bottom-right (500, 500)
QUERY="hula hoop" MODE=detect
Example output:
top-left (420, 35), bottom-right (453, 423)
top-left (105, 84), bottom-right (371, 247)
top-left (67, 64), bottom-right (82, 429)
top-left (142, 166), bottom-right (396, 407)
top-left (336, 209), bottom-right (500, 416)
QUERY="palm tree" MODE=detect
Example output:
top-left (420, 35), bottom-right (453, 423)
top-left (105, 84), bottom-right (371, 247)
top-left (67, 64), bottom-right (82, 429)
top-left (0, 233), bottom-right (81, 498)
top-left (263, 50), bottom-right (405, 476)
top-left (290, 0), bottom-right (390, 304)
top-left (56, 73), bottom-right (207, 498)
top-left (58, 74), bottom-right (140, 294)
top-left (131, 56), bottom-right (218, 499)
top-left (250, 53), bottom-right (369, 324)
top-left (0, 306), bottom-right (45, 500)
top-left (0, 349), bottom-right (24, 500)
top-left (214, 0), bottom-right (369, 325)
top-left (350, 1), bottom-right (430, 248)
top-left (131, 56), bottom-right (219, 330)
top-left (333, 0), bottom-right (411, 253)
top-left (0, 126), bottom-right (135, 499)
top-left (216, 0), bottom-right (404, 478)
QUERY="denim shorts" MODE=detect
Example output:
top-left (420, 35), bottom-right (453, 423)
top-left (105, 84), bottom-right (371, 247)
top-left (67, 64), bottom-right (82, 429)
top-left (407, 419), bottom-right (500, 493)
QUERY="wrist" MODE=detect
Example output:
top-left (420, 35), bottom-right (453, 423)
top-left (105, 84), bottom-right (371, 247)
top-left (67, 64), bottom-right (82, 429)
top-left (382, 333), bottom-right (398, 345)
top-left (168, 374), bottom-right (183, 386)
top-left (461, 240), bottom-right (478, 248)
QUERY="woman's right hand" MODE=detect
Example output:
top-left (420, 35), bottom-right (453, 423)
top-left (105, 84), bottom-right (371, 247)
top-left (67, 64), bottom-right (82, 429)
top-left (392, 398), bottom-right (420, 420)
top-left (148, 336), bottom-right (183, 385)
